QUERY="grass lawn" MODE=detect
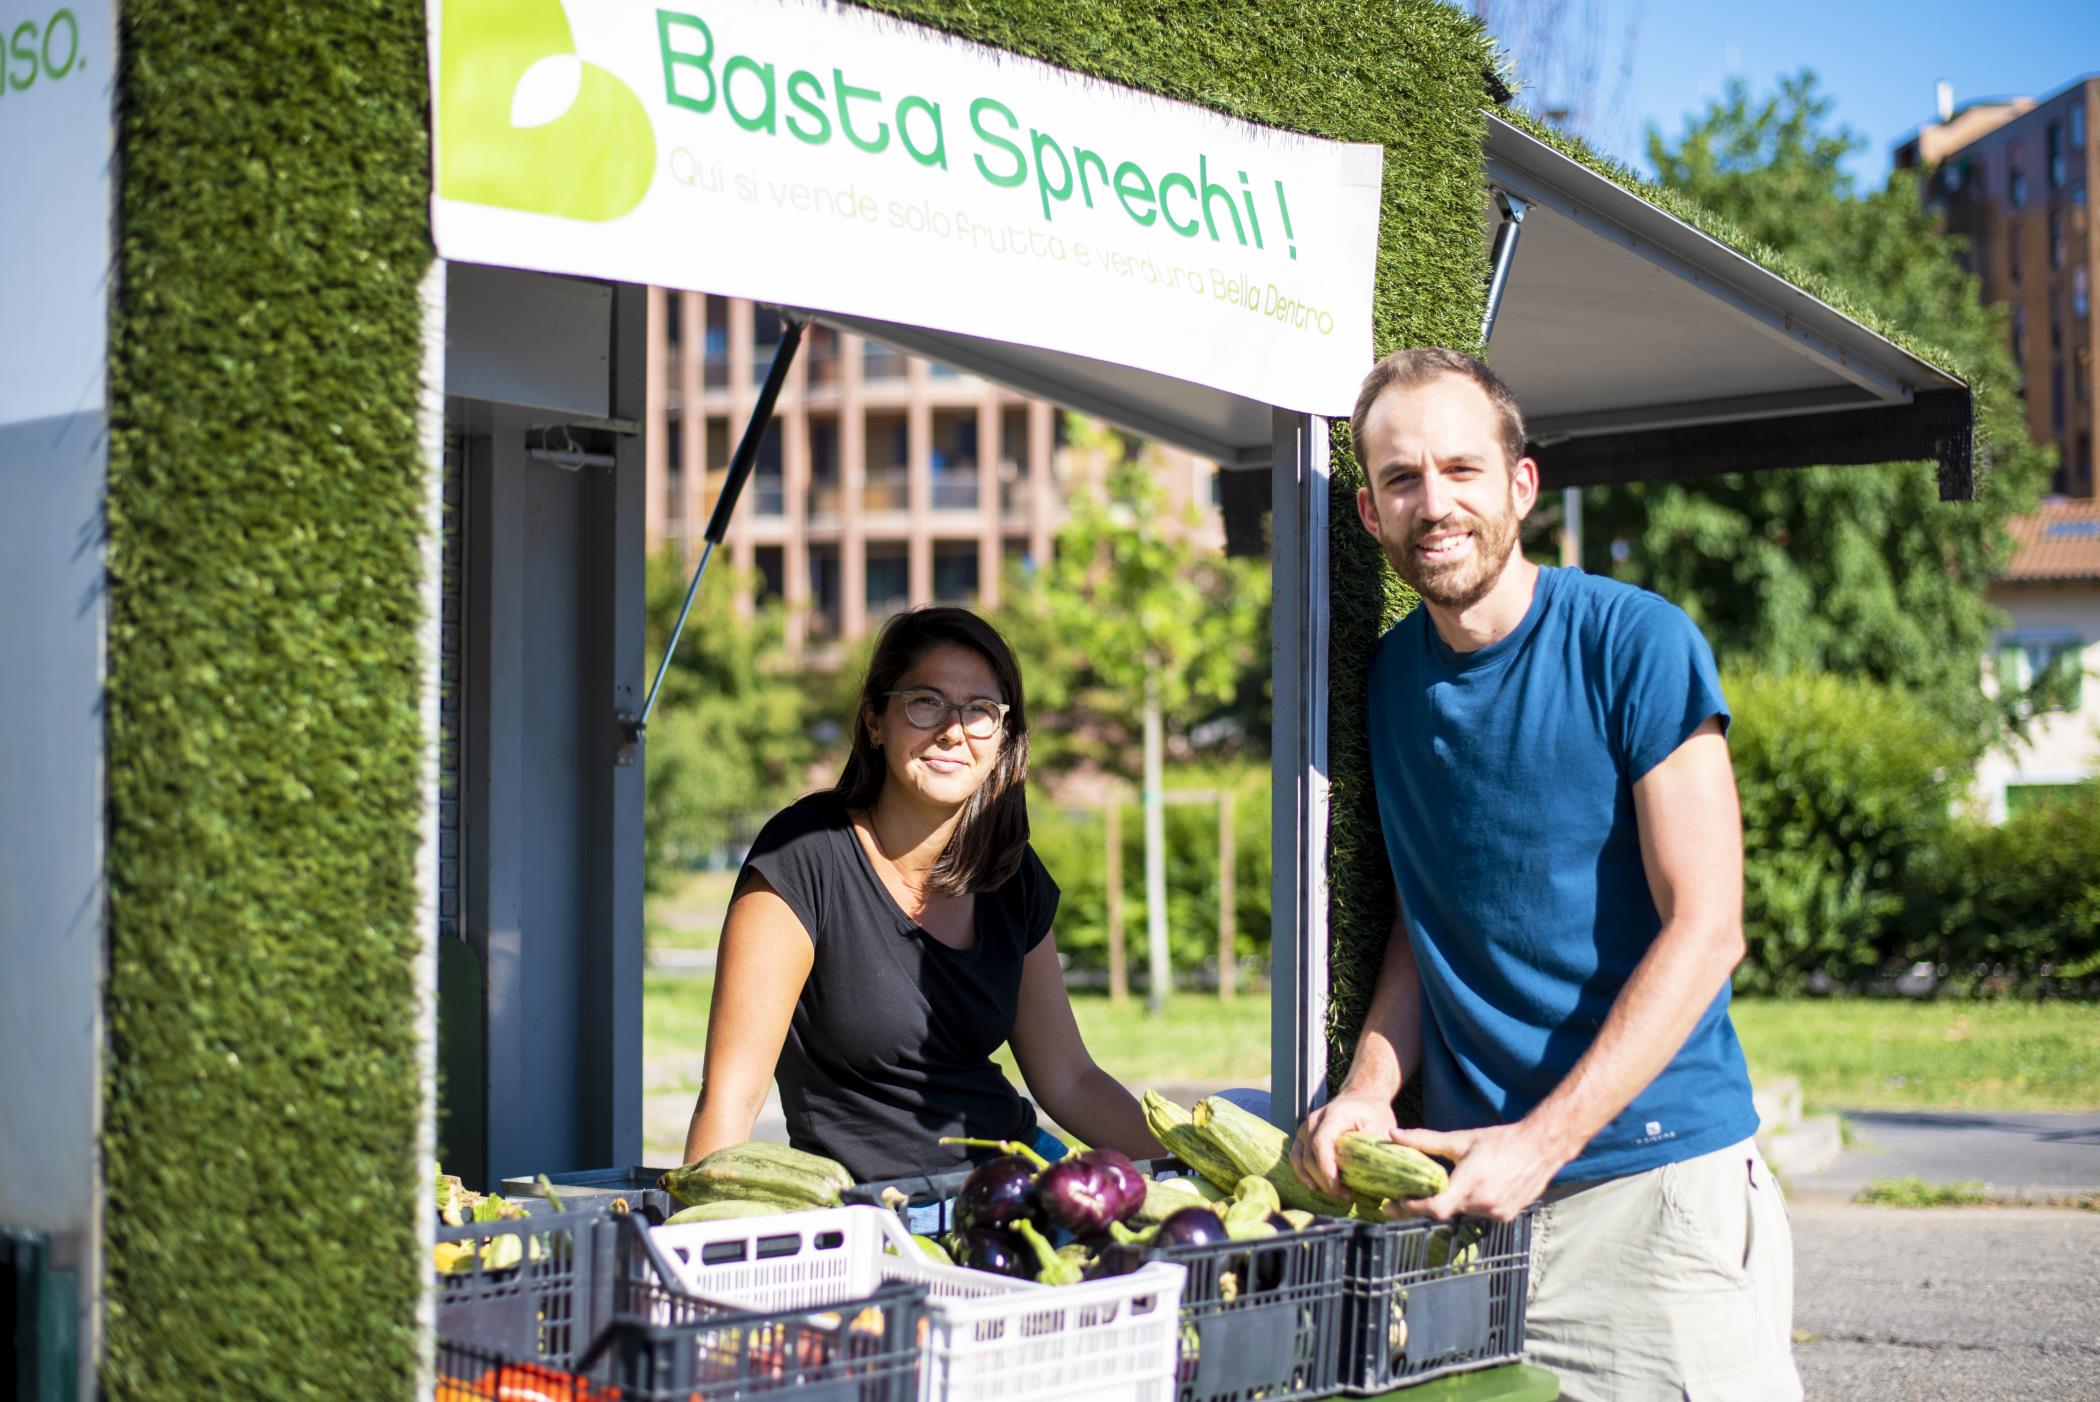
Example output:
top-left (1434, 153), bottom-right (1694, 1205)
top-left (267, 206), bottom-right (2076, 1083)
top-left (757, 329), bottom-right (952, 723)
top-left (645, 869), bottom-right (739, 950)
top-left (645, 976), bottom-right (2098, 1115)
top-left (643, 972), bottom-right (1270, 1092)
top-left (1732, 997), bottom-right (2100, 1113)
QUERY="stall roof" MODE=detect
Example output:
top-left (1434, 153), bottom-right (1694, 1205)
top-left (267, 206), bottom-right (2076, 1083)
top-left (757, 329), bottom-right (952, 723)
top-left (1481, 113), bottom-right (1976, 500)
top-left (809, 112), bottom-right (1977, 507)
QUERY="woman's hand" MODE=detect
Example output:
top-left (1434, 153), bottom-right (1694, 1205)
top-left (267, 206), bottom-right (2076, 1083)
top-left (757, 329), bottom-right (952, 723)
top-left (1007, 936), bottom-right (1166, 1159)
top-left (681, 873), bottom-right (814, 1164)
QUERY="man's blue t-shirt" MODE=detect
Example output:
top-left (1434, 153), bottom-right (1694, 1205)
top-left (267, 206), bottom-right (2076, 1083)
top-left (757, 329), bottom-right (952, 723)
top-left (1366, 566), bottom-right (1758, 1183)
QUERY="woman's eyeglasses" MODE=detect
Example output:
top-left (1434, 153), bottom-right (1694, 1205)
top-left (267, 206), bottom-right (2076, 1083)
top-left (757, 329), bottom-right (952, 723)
top-left (884, 688), bottom-right (1009, 739)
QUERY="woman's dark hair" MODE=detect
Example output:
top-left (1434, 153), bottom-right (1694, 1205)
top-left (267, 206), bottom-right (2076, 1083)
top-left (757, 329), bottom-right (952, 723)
top-left (835, 606), bottom-right (1030, 895)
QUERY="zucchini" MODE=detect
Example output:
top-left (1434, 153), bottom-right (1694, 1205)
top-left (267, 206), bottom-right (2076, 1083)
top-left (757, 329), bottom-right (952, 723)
top-left (1335, 1132), bottom-right (1449, 1203)
top-left (1190, 1097), bottom-right (1352, 1216)
top-left (665, 1199), bottom-right (805, 1224)
top-left (660, 1141), bottom-right (850, 1209)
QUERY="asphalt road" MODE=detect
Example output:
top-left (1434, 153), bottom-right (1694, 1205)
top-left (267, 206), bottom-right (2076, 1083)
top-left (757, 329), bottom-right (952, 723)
top-left (1789, 1110), bottom-right (2100, 1204)
top-left (1790, 1199), bottom-right (2100, 1400)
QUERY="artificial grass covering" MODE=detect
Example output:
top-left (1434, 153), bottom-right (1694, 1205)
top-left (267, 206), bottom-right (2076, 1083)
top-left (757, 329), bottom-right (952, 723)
top-left (104, 3), bottom-right (433, 1397)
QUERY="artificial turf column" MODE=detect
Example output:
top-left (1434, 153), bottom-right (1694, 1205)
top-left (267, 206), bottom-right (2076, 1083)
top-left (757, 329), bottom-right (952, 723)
top-left (104, 4), bottom-right (435, 1395)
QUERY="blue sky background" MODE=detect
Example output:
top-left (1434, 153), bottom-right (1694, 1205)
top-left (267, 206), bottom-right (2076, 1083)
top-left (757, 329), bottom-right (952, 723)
top-left (1501, 1), bottom-right (2100, 190)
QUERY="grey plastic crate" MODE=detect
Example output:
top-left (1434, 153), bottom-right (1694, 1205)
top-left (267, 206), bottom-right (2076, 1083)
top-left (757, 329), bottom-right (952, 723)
top-left (1340, 1209), bottom-right (1534, 1394)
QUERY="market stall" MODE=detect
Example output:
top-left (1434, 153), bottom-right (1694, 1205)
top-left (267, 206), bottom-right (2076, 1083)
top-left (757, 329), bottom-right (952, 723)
top-left (1, 0), bottom-right (1976, 1397)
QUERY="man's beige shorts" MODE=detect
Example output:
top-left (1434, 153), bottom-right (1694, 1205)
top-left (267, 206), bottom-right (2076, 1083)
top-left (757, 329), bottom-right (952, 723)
top-left (1524, 1138), bottom-right (1802, 1400)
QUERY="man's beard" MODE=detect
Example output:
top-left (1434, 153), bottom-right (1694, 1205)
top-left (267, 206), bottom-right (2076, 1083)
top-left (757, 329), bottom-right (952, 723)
top-left (1386, 496), bottom-right (1522, 611)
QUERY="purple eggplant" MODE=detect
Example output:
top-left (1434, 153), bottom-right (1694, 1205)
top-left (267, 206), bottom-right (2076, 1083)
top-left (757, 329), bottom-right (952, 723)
top-left (1079, 1149), bottom-right (1148, 1223)
top-left (1151, 1206), bottom-right (1232, 1249)
top-left (954, 1153), bottom-right (1040, 1232)
top-left (952, 1226), bottom-right (1034, 1279)
top-left (1082, 1241), bottom-right (1147, 1280)
top-left (1033, 1157), bottom-right (1121, 1235)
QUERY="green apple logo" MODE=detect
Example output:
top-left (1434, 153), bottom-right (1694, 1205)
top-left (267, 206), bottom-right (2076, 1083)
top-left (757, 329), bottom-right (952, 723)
top-left (439, 0), bottom-right (655, 221)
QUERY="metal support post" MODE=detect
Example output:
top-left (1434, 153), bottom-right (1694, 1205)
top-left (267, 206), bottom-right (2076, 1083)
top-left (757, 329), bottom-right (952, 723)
top-left (1479, 190), bottom-right (1529, 348)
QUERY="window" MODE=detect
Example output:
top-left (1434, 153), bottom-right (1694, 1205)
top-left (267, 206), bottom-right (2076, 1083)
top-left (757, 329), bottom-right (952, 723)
top-left (865, 545), bottom-right (909, 618)
top-left (2077, 265), bottom-right (2091, 319)
top-left (807, 544), bottom-right (841, 639)
top-left (2010, 151), bottom-right (2028, 209)
top-left (2073, 102), bottom-right (2087, 151)
top-left (2011, 305), bottom-right (2027, 369)
top-left (751, 306), bottom-right (784, 388)
top-left (1996, 634), bottom-right (2087, 711)
top-left (2048, 121), bottom-right (2065, 189)
top-left (2077, 433), bottom-right (2094, 492)
top-left (665, 293), bottom-right (683, 347)
top-left (863, 413), bottom-right (908, 512)
top-left (2050, 210), bottom-right (2065, 269)
top-left (930, 412), bottom-right (979, 509)
top-left (703, 300), bottom-right (730, 390)
top-left (2009, 221), bottom-right (2023, 285)
top-left (754, 545), bottom-right (785, 603)
top-left (809, 418), bottom-right (840, 520)
top-left (2051, 365), bottom-right (2067, 434)
top-left (666, 412), bottom-right (683, 471)
top-left (932, 543), bottom-right (980, 603)
top-left (752, 423), bottom-right (784, 515)
top-left (863, 337), bottom-right (907, 381)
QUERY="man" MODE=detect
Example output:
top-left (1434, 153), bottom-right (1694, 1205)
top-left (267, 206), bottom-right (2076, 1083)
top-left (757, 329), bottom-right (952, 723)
top-left (1292, 348), bottom-right (1800, 1400)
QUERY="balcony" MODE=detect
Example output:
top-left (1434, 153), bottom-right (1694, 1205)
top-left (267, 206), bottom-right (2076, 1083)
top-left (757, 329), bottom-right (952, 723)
top-left (931, 470), bottom-right (980, 511)
top-left (862, 468), bottom-right (909, 514)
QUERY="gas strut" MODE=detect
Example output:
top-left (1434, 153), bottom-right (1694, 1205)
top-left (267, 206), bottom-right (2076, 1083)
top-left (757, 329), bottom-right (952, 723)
top-left (632, 312), bottom-right (808, 742)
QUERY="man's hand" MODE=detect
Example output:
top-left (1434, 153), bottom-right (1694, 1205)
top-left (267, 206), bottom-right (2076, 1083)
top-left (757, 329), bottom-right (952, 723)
top-left (1290, 1091), bottom-right (1400, 1199)
top-left (1388, 1121), bottom-right (1571, 1223)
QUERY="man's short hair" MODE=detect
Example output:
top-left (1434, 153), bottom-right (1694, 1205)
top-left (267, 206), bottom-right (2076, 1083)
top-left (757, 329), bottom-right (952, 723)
top-left (1350, 348), bottom-right (1527, 473)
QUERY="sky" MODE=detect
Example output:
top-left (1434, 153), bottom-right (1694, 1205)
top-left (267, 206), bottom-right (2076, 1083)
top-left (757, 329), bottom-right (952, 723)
top-left (1502, 0), bottom-right (2100, 190)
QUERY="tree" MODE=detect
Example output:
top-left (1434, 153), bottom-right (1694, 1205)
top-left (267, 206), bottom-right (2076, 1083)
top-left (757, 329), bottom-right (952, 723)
top-left (1579, 72), bottom-right (2053, 754)
top-left (1000, 423), bottom-right (1268, 1010)
top-left (642, 548), bottom-right (811, 895)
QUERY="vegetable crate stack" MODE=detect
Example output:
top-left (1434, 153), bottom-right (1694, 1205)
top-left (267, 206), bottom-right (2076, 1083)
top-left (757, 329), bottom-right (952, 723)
top-left (431, 1189), bottom-right (925, 1401)
top-left (782, 1096), bottom-right (1534, 1398)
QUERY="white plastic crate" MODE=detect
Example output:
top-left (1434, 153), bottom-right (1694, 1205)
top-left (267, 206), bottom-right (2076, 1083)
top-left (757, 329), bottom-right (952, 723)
top-left (650, 1205), bottom-right (1186, 1402)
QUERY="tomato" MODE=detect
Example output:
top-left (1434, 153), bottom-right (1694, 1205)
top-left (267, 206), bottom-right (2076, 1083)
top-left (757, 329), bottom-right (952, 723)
top-left (470, 1362), bottom-right (621, 1402)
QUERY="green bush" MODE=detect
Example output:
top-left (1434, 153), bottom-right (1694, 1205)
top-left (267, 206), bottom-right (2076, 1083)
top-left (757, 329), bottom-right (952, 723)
top-left (643, 550), bottom-right (813, 892)
top-left (1905, 783), bottom-right (2100, 988)
top-left (1030, 762), bottom-right (1272, 981)
top-left (1727, 670), bottom-right (1967, 992)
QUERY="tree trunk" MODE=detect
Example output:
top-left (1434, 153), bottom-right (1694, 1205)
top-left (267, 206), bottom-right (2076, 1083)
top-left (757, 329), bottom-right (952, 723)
top-left (1143, 671), bottom-right (1169, 1014)
top-left (1217, 786), bottom-right (1236, 1001)
top-left (1105, 794), bottom-right (1127, 1006)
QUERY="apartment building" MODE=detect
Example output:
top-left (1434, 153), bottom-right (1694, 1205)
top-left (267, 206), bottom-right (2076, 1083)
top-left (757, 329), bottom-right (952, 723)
top-left (1896, 75), bottom-right (2098, 497)
top-left (642, 291), bottom-right (1225, 663)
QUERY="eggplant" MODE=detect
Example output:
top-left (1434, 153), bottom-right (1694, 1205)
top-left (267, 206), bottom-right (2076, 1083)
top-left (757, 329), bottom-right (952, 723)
top-left (1082, 1241), bottom-right (1147, 1280)
top-left (952, 1226), bottom-right (1034, 1279)
top-left (1151, 1206), bottom-right (1232, 1249)
top-left (954, 1153), bottom-right (1040, 1232)
top-left (1079, 1149), bottom-right (1148, 1223)
top-left (1033, 1157), bottom-right (1121, 1235)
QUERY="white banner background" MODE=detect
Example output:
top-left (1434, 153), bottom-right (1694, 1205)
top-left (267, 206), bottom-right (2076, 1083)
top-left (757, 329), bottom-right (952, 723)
top-left (432, 0), bottom-right (1384, 416)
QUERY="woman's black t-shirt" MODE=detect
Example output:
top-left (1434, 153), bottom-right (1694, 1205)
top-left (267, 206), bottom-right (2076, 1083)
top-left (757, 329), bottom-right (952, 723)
top-left (738, 790), bottom-right (1059, 1182)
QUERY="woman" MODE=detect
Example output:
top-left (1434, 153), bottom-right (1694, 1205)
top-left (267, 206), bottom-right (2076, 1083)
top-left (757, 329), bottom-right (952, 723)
top-left (682, 606), bottom-right (1166, 1182)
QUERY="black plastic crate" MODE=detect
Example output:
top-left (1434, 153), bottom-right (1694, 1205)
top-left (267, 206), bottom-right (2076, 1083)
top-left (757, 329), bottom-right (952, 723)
top-left (433, 1201), bottom-right (621, 1369)
top-left (845, 1157), bottom-right (1347, 1402)
top-left (1340, 1209), bottom-right (1533, 1394)
top-left (435, 1209), bottom-right (926, 1402)
top-left (502, 1166), bottom-right (683, 1225)
top-left (1152, 1217), bottom-right (1351, 1402)
top-left (593, 1273), bottom-right (924, 1402)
